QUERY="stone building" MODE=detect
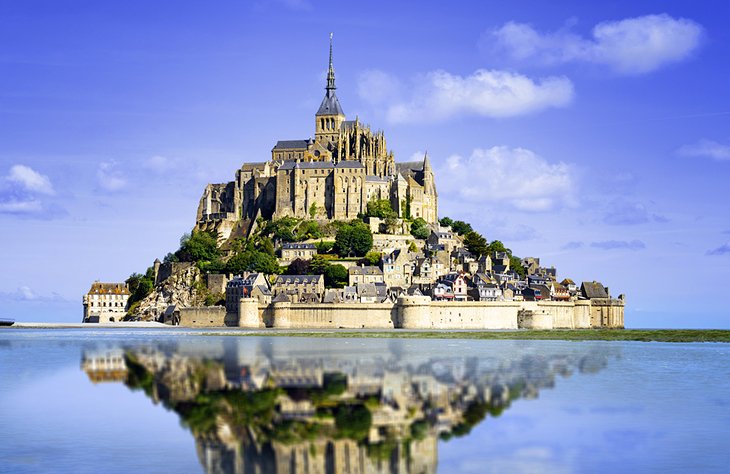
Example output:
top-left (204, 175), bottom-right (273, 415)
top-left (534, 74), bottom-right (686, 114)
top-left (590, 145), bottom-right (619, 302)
top-left (272, 274), bottom-right (325, 301)
top-left (195, 35), bottom-right (438, 242)
top-left (82, 282), bottom-right (130, 323)
top-left (348, 265), bottom-right (384, 286)
top-left (281, 242), bottom-right (317, 262)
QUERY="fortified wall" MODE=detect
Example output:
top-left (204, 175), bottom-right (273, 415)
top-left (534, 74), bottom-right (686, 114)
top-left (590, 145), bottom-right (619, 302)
top-left (176, 296), bottom-right (625, 329)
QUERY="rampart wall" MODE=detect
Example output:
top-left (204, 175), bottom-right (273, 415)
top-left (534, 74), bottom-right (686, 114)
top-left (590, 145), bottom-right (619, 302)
top-left (211, 295), bottom-right (625, 330)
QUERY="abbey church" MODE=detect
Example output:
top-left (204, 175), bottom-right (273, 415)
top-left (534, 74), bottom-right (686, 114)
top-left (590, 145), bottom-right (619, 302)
top-left (196, 36), bottom-right (438, 241)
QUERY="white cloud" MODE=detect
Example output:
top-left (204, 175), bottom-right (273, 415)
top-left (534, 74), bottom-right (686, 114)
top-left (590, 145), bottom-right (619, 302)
top-left (676, 139), bottom-right (730, 161)
top-left (359, 69), bottom-right (573, 124)
top-left (6, 165), bottom-right (54, 195)
top-left (97, 161), bottom-right (127, 192)
top-left (142, 155), bottom-right (176, 173)
top-left (489, 14), bottom-right (703, 74)
top-left (0, 199), bottom-right (43, 214)
top-left (439, 146), bottom-right (575, 212)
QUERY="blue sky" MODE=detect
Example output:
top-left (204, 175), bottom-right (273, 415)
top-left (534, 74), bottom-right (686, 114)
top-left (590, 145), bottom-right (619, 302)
top-left (1, 0), bottom-right (728, 327)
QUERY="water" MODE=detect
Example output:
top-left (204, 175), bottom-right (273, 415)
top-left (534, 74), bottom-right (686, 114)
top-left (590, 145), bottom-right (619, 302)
top-left (0, 329), bottom-right (728, 473)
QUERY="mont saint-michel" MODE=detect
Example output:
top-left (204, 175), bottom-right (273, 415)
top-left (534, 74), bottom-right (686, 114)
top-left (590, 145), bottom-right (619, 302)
top-left (82, 37), bottom-right (624, 330)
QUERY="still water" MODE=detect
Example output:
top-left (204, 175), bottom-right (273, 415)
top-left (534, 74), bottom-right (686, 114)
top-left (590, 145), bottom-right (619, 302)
top-left (0, 329), bottom-right (728, 473)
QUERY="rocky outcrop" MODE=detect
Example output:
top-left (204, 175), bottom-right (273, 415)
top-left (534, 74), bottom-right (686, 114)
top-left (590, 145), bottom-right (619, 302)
top-left (134, 264), bottom-right (205, 321)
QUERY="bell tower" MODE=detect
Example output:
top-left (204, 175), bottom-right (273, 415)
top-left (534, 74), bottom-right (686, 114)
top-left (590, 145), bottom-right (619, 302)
top-left (315, 33), bottom-right (346, 144)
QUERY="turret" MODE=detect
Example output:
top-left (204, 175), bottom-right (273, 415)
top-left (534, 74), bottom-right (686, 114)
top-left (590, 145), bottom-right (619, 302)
top-left (315, 33), bottom-right (346, 143)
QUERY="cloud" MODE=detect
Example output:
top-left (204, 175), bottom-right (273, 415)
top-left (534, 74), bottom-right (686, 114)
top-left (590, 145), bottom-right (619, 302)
top-left (707, 243), bottom-right (730, 256)
top-left (142, 155), bottom-right (176, 173)
top-left (0, 164), bottom-right (63, 218)
top-left (489, 14), bottom-right (703, 75)
top-left (97, 161), bottom-right (127, 192)
top-left (603, 199), bottom-right (668, 225)
top-left (0, 286), bottom-right (66, 302)
top-left (562, 241), bottom-right (584, 250)
top-left (7, 165), bottom-right (54, 195)
top-left (439, 146), bottom-right (575, 212)
top-left (590, 240), bottom-right (646, 250)
top-left (676, 139), bottom-right (730, 161)
top-left (359, 69), bottom-right (573, 124)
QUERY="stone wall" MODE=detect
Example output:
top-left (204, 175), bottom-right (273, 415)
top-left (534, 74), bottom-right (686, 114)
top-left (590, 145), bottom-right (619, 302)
top-left (228, 295), bottom-right (625, 330)
top-left (179, 306), bottom-right (227, 327)
top-left (155, 261), bottom-right (195, 285)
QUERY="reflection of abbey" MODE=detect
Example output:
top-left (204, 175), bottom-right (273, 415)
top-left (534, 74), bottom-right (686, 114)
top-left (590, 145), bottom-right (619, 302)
top-left (196, 36), bottom-right (437, 240)
top-left (95, 338), bottom-right (615, 474)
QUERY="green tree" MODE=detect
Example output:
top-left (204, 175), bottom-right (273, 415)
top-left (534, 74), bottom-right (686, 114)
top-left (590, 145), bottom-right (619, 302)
top-left (334, 221), bottom-right (373, 257)
top-left (226, 249), bottom-right (280, 275)
top-left (408, 241), bottom-right (418, 253)
top-left (335, 405), bottom-right (372, 441)
top-left (463, 231), bottom-right (488, 257)
top-left (297, 220), bottom-right (322, 240)
top-left (309, 255), bottom-right (331, 275)
top-left (286, 258), bottom-right (311, 275)
top-left (366, 198), bottom-right (396, 219)
top-left (451, 220), bottom-right (473, 235)
top-left (510, 256), bottom-right (526, 278)
top-left (384, 215), bottom-right (400, 234)
top-left (324, 264), bottom-right (348, 288)
top-left (363, 251), bottom-right (382, 266)
top-left (486, 240), bottom-right (510, 256)
top-left (126, 271), bottom-right (154, 306)
top-left (176, 230), bottom-right (220, 263)
top-left (309, 202), bottom-right (318, 219)
top-left (439, 216), bottom-right (454, 228)
top-left (410, 217), bottom-right (430, 240)
top-left (315, 240), bottom-right (335, 254)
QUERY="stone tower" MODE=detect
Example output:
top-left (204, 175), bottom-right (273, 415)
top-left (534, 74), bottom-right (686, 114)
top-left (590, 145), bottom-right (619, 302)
top-left (315, 34), bottom-right (345, 144)
top-left (422, 152), bottom-right (438, 223)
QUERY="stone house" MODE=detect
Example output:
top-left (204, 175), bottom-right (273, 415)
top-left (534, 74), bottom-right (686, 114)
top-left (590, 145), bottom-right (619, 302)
top-left (521, 257), bottom-right (540, 275)
top-left (549, 282), bottom-right (571, 301)
top-left (492, 252), bottom-right (509, 273)
top-left (356, 283), bottom-right (379, 303)
top-left (225, 273), bottom-right (271, 315)
top-left (581, 281), bottom-right (609, 300)
top-left (349, 265), bottom-right (384, 286)
top-left (427, 231), bottom-right (459, 253)
top-left (561, 278), bottom-right (578, 296)
top-left (469, 273), bottom-right (502, 301)
top-left (281, 243), bottom-right (317, 262)
top-left (440, 272), bottom-right (469, 301)
top-left (382, 249), bottom-right (413, 288)
top-left (82, 282), bottom-right (130, 323)
top-left (430, 282), bottom-right (454, 301)
top-left (522, 286), bottom-right (543, 302)
top-left (272, 274), bottom-right (325, 300)
top-left (477, 254), bottom-right (493, 273)
top-left (527, 274), bottom-right (550, 287)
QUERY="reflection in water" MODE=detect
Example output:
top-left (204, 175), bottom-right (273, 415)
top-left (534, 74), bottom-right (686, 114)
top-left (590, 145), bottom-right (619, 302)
top-left (82, 339), bottom-right (616, 474)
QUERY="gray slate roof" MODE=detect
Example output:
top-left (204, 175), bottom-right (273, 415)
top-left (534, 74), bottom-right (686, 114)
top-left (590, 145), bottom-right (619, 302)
top-left (335, 160), bottom-right (364, 169)
top-left (316, 90), bottom-right (344, 116)
top-left (349, 265), bottom-right (383, 276)
top-left (581, 281), bottom-right (608, 299)
top-left (274, 140), bottom-right (310, 150)
top-left (279, 160), bottom-right (334, 171)
top-left (282, 243), bottom-right (317, 250)
top-left (275, 274), bottom-right (324, 285)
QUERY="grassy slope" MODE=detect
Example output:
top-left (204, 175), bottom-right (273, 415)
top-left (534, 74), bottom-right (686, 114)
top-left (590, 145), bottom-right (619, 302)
top-left (209, 329), bottom-right (730, 343)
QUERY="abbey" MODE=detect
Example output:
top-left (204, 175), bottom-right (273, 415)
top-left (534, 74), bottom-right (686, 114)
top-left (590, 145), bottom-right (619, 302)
top-left (196, 36), bottom-right (438, 241)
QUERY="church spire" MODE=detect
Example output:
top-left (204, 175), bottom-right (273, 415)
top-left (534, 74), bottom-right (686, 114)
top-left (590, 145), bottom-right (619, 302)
top-left (423, 151), bottom-right (432, 172)
top-left (327, 32), bottom-right (336, 91)
top-left (316, 33), bottom-right (344, 117)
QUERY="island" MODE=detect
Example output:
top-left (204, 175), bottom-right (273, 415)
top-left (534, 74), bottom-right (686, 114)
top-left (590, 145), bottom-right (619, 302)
top-left (82, 36), bottom-right (624, 330)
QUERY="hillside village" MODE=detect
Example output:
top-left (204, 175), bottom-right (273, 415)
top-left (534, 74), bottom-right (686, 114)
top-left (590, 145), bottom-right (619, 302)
top-left (81, 36), bottom-right (623, 328)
